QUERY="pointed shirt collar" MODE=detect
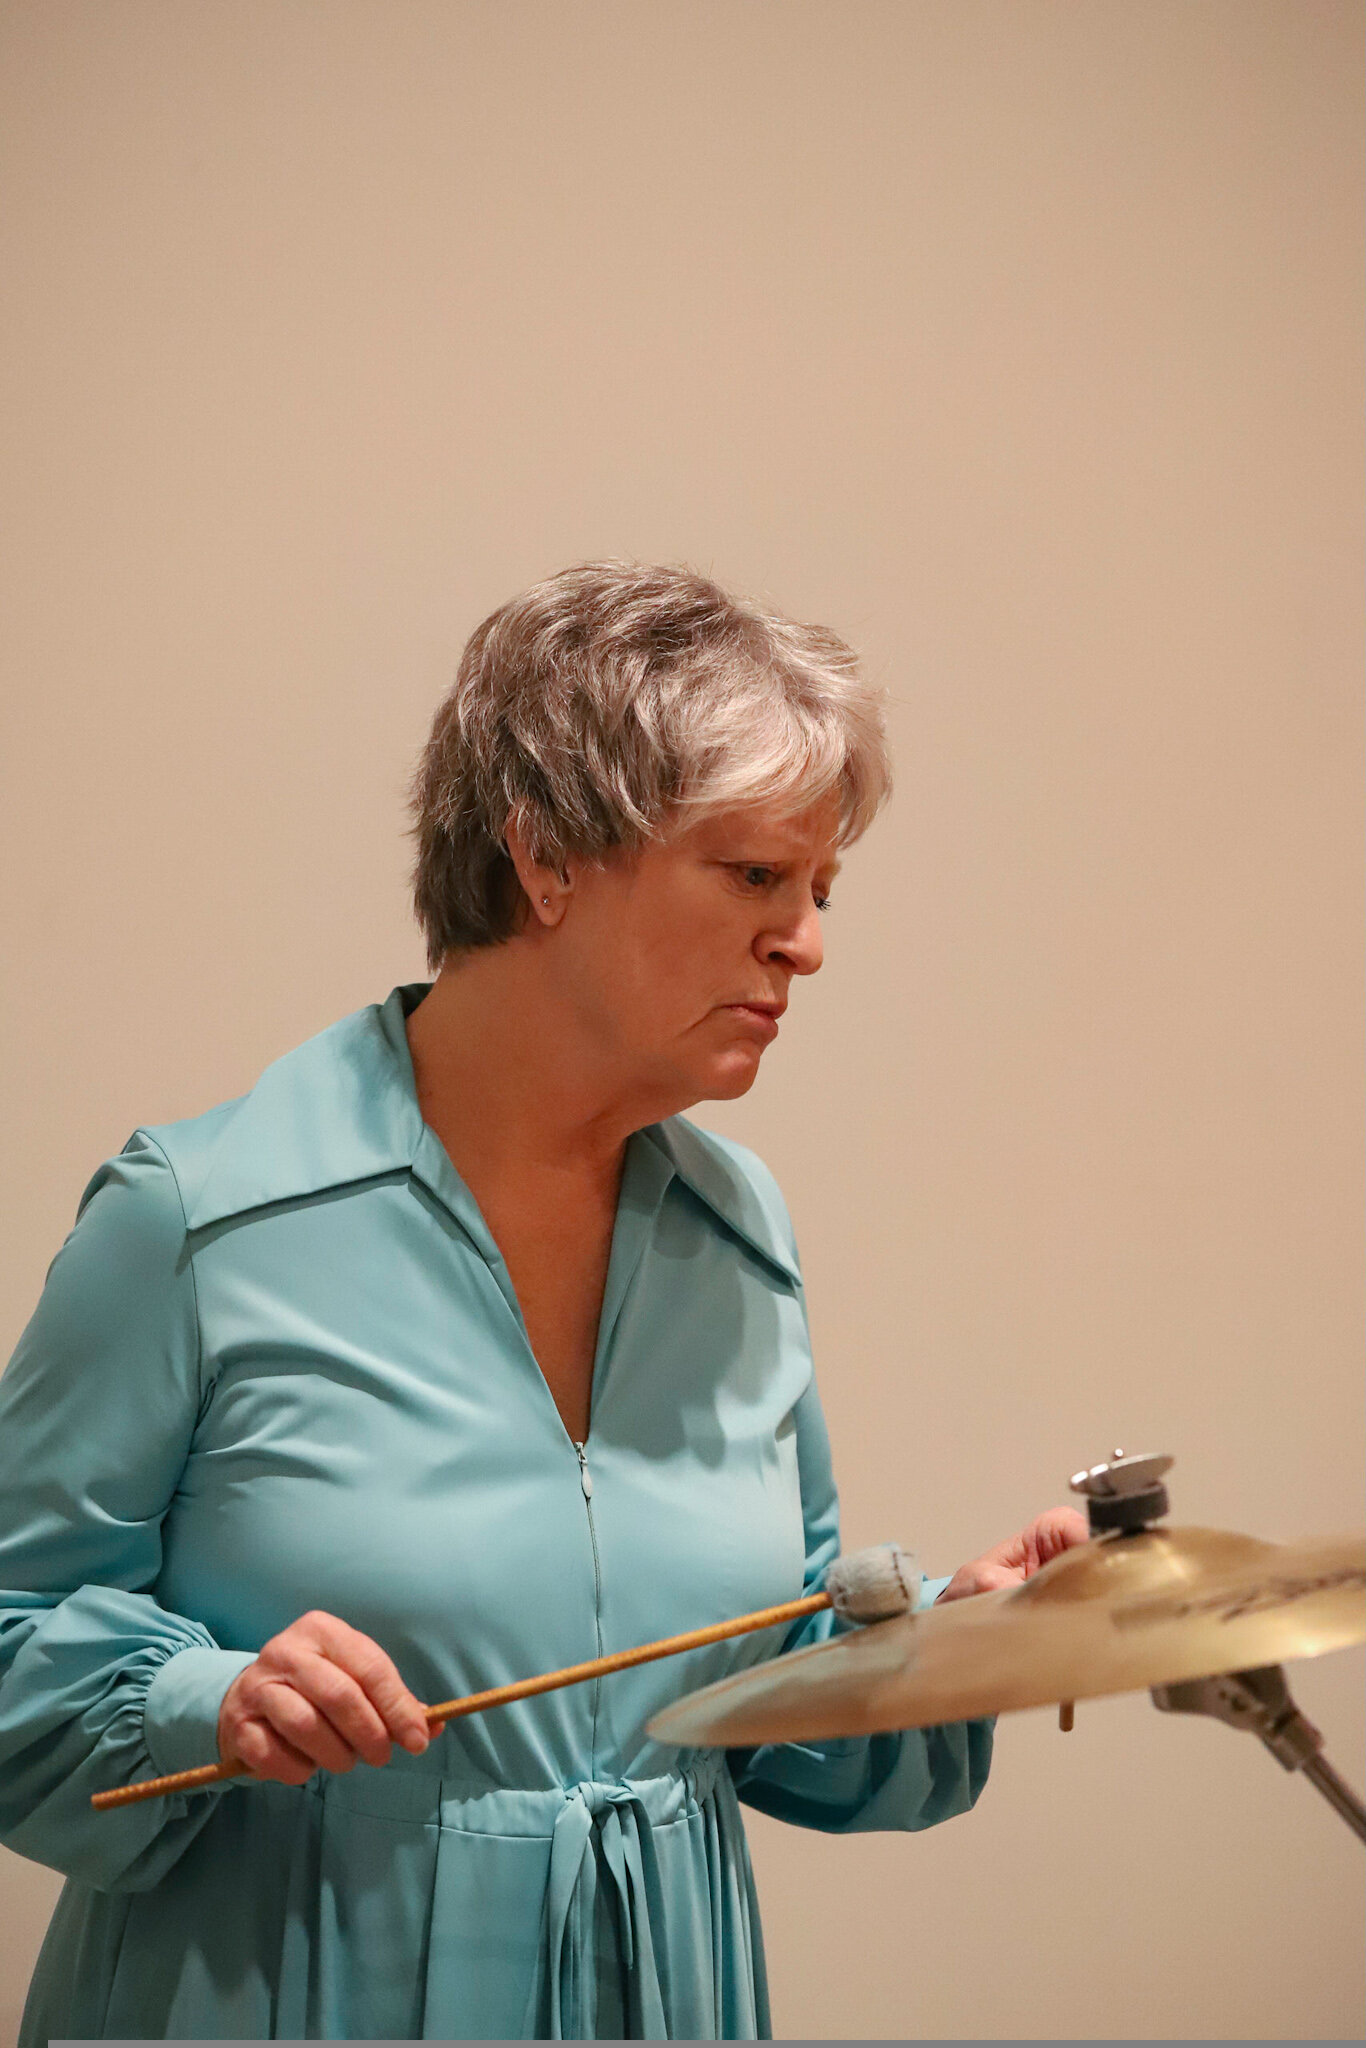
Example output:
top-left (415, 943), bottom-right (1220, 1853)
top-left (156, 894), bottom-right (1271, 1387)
top-left (177, 985), bottom-right (801, 1287)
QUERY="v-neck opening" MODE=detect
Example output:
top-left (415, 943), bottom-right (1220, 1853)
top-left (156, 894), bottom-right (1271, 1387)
top-left (411, 1123), bottom-right (672, 1452)
top-left (387, 988), bottom-right (674, 1451)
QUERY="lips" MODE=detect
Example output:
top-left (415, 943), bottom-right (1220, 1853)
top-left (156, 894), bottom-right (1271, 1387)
top-left (724, 1001), bottom-right (785, 1035)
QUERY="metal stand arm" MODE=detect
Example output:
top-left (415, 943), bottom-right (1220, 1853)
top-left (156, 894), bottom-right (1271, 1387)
top-left (1301, 1753), bottom-right (1366, 1841)
top-left (1151, 1663), bottom-right (1366, 1844)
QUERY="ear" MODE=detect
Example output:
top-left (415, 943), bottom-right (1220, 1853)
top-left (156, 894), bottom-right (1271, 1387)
top-left (503, 813), bottom-right (572, 928)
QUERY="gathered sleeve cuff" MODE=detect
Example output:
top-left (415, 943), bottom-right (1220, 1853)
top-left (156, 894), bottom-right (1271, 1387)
top-left (0, 1588), bottom-right (258, 1890)
top-left (143, 1644), bottom-right (259, 1777)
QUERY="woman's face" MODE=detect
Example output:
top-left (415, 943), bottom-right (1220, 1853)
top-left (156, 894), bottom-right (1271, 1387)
top-left (554, 795), bottom-right (842, 1113)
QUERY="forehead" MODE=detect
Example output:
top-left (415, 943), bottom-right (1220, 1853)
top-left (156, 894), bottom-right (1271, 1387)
top-left (681, 797), bottom-right (844, 863)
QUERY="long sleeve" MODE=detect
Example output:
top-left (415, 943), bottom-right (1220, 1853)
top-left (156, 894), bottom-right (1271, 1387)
top-left (728, 1372), bottom-right (994, 1834)
top-left (0, 1135), bottom-right (255, 1892)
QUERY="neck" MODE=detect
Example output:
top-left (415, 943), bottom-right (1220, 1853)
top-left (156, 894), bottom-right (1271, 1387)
top-left (404, 942), bottom-right (677, 1191)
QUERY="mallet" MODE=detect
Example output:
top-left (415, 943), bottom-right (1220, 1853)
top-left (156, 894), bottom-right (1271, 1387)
top-left (90, 1544), bottom-right (920, 1811)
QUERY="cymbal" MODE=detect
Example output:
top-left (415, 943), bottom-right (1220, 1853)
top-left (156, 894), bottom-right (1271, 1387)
top-left (647, 1528), bottom-right (1366, 1748)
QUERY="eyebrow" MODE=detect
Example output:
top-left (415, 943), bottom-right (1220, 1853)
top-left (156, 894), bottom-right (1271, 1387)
top-left (740, 852), bottom-right (843, 874)
top-left (778, 853), bottom-right (843, 874)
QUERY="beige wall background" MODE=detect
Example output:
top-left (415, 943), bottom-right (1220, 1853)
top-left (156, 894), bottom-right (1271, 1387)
top-left (2, 1), bottom-right (1361, 2039)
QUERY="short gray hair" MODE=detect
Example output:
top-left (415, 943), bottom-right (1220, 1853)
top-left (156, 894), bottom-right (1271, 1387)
top-left (408, 560), bottom-right (891, 964)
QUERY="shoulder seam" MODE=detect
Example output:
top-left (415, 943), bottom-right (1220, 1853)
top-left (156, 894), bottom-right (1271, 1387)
top-left (133, 1128), bottom-right (206, 1412)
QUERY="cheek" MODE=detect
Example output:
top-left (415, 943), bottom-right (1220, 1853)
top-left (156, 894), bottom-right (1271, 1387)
top-left (575, 919), bottom-right (694, 1043)
top-left (628, 936), bottom-right (709, 1030)
top-left (641, 905), bottom-right (746, 998)
top-left (577, 872), bottom-right (757, 1042)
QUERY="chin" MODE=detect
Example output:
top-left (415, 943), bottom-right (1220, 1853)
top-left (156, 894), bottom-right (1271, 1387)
top-left (694, 1055), bottom-right (763, 1103)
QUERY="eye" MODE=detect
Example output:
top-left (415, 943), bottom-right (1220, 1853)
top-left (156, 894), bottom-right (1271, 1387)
top-left (726, 863), bottom-right (833, 911)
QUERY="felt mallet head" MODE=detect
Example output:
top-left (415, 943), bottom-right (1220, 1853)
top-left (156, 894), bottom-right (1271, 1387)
top-left (824, 1543), bottom-right (921, 1623)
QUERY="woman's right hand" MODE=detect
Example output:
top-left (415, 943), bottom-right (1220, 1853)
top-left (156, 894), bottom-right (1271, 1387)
top-left (217, 1611), bottom-right (432, 1785)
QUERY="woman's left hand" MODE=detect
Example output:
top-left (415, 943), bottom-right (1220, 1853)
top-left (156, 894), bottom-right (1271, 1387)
top-left (936, 1506), bottom-right (1089, 1602)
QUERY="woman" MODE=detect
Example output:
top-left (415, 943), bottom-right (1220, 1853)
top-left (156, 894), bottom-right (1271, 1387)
top-left (0, 562), bottom-right (1084, 2041)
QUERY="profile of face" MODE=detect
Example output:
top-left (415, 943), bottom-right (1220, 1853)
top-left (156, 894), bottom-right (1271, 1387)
top-left (536, 795), bottom-right (842, 1115)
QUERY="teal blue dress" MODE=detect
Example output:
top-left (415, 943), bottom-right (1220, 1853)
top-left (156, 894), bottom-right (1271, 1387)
top-left (0, 984), bottom-right (991, 2041)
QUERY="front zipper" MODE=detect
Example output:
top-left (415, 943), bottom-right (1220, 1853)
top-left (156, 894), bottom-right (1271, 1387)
top-left (573, 1440), bottom-right (605, 1765)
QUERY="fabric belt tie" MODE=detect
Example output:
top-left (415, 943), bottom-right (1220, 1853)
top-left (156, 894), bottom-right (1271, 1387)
top-left (531, 1779), bottom-right (668, 2040)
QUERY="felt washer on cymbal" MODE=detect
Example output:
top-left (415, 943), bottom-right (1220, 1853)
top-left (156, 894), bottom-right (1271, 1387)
top-left (824, 1543), bottom-right (922, 1623)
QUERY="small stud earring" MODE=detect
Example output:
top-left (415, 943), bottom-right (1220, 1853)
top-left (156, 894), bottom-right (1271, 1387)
top-left (542, 895), bottom-right (550, 907)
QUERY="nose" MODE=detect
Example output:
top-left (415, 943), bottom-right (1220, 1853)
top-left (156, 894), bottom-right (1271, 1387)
top-left (757, 898), bottom-right (824, 978)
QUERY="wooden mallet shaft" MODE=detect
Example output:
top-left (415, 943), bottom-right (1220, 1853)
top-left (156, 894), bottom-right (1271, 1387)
top-left (90, 1589), bottom-right (831, 1811)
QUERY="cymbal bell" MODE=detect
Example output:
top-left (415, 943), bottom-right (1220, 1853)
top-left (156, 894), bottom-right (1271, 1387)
top-left (647, 1528), bottom-right (1366, 1748)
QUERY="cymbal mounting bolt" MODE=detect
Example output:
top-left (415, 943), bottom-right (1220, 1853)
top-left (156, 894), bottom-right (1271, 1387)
top-left (1069, 1451), bottom-right (1174, 1536)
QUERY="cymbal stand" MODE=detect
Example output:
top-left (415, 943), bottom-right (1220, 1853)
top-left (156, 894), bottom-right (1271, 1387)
top-left (1151, 1663), bottom-right (1366, 1844)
